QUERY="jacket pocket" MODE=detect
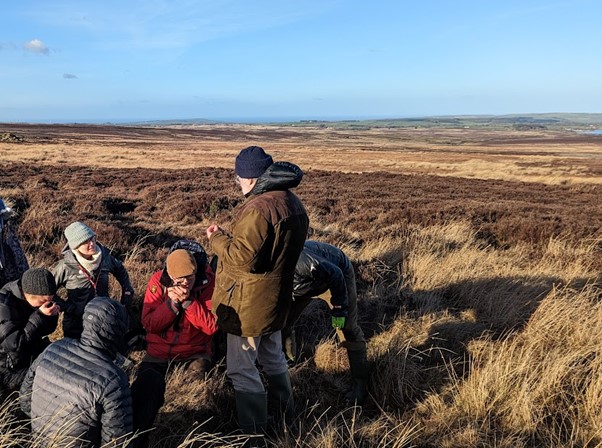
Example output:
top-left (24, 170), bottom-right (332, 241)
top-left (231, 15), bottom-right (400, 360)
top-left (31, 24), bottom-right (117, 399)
top-left (215, 274), bottom-right (243, 335)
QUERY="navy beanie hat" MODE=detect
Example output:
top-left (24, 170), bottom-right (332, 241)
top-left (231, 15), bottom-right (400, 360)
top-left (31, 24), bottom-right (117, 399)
top-left (235, 146), bottom-right (273, 179)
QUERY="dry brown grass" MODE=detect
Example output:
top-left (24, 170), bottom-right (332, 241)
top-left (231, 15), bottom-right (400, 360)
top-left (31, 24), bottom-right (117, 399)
top-left (1, 124), bottom-right (601, 447)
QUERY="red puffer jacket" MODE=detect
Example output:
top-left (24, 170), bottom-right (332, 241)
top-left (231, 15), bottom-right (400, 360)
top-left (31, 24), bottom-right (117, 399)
top-left (142, 266), bottom-right (216, 360)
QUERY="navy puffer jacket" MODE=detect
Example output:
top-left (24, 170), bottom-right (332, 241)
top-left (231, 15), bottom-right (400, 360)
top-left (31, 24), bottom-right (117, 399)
top-left (20, 296), bottom-right (133, 448)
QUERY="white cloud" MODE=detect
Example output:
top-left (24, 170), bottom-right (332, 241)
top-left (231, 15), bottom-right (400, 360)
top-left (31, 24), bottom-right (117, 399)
top-left (25, 1), bottom-right (336, 52)
top-left (24, 39), bottom-right (49, 55)
top-left (63, 73), bottom-right (78, 79)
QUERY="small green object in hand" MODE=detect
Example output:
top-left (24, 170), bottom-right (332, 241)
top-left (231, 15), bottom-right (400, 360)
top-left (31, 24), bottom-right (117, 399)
top-left (332, 316), bottom-right (346, 329)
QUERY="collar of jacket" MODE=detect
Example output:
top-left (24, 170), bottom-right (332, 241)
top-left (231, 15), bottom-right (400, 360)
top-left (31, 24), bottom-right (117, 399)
top-left (0, 279), bottom-right (26, 303)
top-left (249, 161), bottom-right (303, 196)
top-left (62, 242), bottom-right (107, 267)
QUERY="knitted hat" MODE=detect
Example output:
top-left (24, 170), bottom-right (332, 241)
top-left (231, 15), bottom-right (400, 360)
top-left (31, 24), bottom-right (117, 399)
top-left (21, 268), bottom-right (57, 296)
top-left (235, 146), bottom-right (273, 179)
top-left (166, 249), bottom-right (197, 278)
top-left (64, 221), bottom-right (96, 250)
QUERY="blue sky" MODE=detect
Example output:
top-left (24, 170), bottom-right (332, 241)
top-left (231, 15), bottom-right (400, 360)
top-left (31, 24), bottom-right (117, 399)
top-left (1, 0), bottom-right (601, 122)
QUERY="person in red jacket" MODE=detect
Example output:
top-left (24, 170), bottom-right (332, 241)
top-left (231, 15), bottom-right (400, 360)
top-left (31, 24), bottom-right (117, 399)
top-left (130, 240), bottom-right (216, 446)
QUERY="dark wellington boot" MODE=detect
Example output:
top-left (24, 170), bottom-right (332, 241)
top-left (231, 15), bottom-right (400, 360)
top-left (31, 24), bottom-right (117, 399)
top-left (345, 347), bottom-right (370, 406)
top-left (235, 390), bottom-right (268, 434)
top-left (266, 371), bottom-right (295, 429)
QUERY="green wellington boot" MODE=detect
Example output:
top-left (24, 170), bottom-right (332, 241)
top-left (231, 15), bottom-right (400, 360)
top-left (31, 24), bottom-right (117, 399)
top-left (235, 390), bottom-right (268, 434)
top-left (345, 347), bottom-right (370, 405)
top-left (266, 371), bottom-right (295, 426)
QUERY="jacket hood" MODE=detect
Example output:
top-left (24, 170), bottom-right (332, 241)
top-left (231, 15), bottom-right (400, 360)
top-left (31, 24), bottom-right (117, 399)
top-left (80, 296), bottom-right (129, 357)
top-left (159, 239), bottom-right (208, 287)
top-left (249, 162), bottom-right (303, 196)
top-left (0, 279), bottom-right (24, 301)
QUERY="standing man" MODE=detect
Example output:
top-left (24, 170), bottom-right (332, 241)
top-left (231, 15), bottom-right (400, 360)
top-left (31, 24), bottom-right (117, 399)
top-left (207, 146), bottom-right (309, 433)
top-left (283, 240), bottom-right (370, 405)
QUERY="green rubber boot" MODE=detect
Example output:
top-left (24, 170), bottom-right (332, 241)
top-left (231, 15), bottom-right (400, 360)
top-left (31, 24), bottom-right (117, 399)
top-left (266, 371), bottom-right (295, 427)
top-left (345, 347), bottom-right (369, 406)
top-left (235, 390), bottom-right (268, 434)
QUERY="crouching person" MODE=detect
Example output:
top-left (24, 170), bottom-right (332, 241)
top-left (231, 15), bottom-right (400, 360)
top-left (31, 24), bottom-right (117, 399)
top-left (19, 296), bottom-right (133, 448)
top-left (283, 241), bottom-right (370, 405)
top-left (0, 268), bottom-right (59, 393)
top-left (132, 241), bottom-right (216, 444)
top-left (52, 221), bottom-right (135, 339)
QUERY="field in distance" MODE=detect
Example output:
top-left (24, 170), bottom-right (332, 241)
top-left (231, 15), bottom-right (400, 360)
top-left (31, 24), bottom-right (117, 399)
top-left (1, 122), bottom-right (601, 185)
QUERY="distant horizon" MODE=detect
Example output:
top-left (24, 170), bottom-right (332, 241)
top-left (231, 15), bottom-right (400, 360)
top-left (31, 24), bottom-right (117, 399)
top-left (2, 111), bottom-right (602, 126)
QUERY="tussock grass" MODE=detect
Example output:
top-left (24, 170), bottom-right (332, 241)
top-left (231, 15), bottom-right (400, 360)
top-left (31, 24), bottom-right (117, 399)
top-left (1, 161), bottom-right (601, 446)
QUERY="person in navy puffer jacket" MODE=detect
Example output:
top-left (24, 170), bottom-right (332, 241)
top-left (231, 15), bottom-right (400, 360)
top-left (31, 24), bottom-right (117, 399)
top-left (20, 296), bottom-right (133, 448)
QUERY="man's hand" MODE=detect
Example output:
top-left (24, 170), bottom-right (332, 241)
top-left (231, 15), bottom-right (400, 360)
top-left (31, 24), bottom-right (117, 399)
top-left (167, 286), bottom-right (190, 303)
top-left (38, 301), bottom-right (60, 317)
top-left (206, 224), bottom-right (221, 240)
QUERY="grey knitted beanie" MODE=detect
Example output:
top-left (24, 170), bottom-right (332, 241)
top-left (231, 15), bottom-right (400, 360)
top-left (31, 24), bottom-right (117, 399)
top-left (64, 221), bottom-right (96, 250)
top-left (21, 268), bottom-right (57, 296)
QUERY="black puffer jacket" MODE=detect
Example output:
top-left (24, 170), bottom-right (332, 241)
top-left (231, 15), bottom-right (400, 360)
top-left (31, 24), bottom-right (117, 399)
top-left (52, 243), bottom-right (134, 338)
top-left (0, 280), bottom-right (58, 390)
top-left (0, 280), bottom-right (58, 374)
top-left (20, 296), bottom-right (133, 448)
top-left (293, 241), bottom-right (352, 310)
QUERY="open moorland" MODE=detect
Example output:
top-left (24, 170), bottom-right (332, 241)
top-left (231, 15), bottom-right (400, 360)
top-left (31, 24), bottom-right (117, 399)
top-left (1, 123), bottom-right (601, 447)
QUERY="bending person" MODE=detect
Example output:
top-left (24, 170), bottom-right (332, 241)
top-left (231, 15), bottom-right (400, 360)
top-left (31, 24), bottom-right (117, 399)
top-left (283, 240), bottom-right (370, 405)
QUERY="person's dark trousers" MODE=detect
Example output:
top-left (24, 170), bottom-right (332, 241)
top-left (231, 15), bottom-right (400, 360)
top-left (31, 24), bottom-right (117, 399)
top-left (281, 297), bottom-right (312, 361)
top-left (0, 367), bottom-right (28, 394)
top-left (130, 358), bottom-right (211, 447)
top-left (266, 371), bottom-right (294, 427)
top-left (130, 363), bottom-right (167, 448)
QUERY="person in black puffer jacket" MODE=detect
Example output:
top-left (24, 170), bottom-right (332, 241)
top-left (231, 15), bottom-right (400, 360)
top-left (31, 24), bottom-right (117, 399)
top-left (20, 296), bottom-right (133, 448)
top-left (283, 240), bottom-right (370, 405)
top-left (52, 221), bottom-right (134, 339)
top-left (0, 268), bottom-right (59, 392)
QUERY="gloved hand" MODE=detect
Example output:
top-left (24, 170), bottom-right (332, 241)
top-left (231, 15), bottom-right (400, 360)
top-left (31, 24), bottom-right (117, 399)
top-left (121, 289), bottom-right (134, 307)
top-left (331, 306), bottom-right (348, 330)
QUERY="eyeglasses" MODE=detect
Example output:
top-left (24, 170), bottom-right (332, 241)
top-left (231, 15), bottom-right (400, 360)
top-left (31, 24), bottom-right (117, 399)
top-left (170, 274), bottom-right (195, 287)
top-left (235, 175), bottom-right (241, 185)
